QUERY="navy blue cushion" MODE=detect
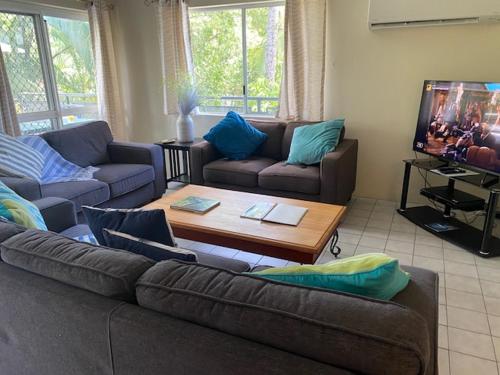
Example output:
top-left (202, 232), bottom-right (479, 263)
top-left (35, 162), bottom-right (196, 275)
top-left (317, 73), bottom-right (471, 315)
top-left (103, 229), bottom-right (197, 263)
top-left (203, 111), bottom-right (268, 160)
top-left (82, 206), bottom-right (176, 247)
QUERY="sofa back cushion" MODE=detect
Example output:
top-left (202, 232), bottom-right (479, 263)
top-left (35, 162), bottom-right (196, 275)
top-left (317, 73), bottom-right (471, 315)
top-left (41, 121), bottom-right (113, 167)
top-left (136, 260), bottom-right (431, 375)
top-left (282, 121), bottom-right (346, 160)
top-left (0, 229), bottom-right (154, 302)
top-left (248, 120), bottom-right (286, 160)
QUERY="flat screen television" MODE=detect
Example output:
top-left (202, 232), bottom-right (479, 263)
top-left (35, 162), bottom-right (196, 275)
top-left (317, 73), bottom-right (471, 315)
top-left (413, 80), bottom-right (500, 174)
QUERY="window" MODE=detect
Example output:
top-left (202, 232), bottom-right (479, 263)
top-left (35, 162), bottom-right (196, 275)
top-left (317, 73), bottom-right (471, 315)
top-left (0, 8), bottom-right (96, 135)
top-left (189, 2), bottom-right (285, 116)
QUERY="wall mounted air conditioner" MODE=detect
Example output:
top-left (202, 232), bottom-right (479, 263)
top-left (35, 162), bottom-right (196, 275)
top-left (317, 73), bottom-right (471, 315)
top-left (369, 0), bottom-right (500, 30)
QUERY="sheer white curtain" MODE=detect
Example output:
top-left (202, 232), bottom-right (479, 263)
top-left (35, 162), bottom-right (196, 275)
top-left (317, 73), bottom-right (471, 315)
top-left (278, 0), bottom-right (327, 122)
top-left (0, 45), bottom-right (20, 136)
top-left (157, 0), bottom-right (193, 115)
top-left (89, 0), bottom-right (127, 140)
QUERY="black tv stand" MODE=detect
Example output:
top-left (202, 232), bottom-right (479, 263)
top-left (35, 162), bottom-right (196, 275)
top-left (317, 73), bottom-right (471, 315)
top-left (398, 158), bottom-right (499, 257)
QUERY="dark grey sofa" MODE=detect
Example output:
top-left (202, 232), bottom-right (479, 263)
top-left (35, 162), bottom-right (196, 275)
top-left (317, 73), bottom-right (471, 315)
top-left (0, 214), bottom-right (438, 375)
top-left (191, 119), bottom-right (358, 205)
top-left (0, 121), bottom-right (165, 216)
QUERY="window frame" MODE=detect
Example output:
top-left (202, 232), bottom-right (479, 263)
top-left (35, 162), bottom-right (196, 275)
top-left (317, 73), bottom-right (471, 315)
top-left (0, 0), bottom-right (95, 133)
top-left (189, 1), bottom-right (285, 117)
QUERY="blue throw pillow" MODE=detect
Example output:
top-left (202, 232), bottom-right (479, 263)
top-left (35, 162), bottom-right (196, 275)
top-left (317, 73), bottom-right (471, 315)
top-left (82, 206), bottom-right (176, 247)
top-left (103, 229), bottom-right (197, 263)
top-left (203, 111), bottom-right (268, 160)
top-left (287, 119), bottom-right (345, 165)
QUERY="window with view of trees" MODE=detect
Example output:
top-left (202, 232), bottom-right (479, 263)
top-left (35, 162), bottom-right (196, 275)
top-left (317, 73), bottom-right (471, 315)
top-left (189, 3), bottom-right (285, 116)
top-left (0, 10), bottom-right (96, 135)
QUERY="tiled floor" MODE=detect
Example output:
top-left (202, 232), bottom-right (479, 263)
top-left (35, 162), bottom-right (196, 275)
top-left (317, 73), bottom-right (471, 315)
top-left (167, 185), bottom-right (500, 374)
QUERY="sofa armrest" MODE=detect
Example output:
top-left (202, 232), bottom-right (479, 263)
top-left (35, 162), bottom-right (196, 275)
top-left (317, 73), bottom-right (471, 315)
top-left (108, 141), bottom-right (166, 199)
top-left (0, 177), bottom-right (41, 201)
top-left (190, 141), bottom-right (221, 185)
top-left (32, 197), bottom-right (77, 233)
top-left (320, 139), bottom-right (358, 205)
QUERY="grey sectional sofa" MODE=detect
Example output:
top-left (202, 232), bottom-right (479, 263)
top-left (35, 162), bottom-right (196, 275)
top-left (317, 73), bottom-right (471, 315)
top-left (190, 119), bottom-right (358, 205)
top-left (1, 121), bottom-right (165, 216)
top-left (0, 214), bottom-right (438, 375)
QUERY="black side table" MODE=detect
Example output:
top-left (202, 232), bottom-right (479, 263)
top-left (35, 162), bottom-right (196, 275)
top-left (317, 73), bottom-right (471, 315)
top-left (156, 138), bottom-right (204, 187)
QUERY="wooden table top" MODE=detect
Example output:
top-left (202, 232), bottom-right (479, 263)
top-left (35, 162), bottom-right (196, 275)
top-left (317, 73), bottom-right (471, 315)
top-left (145, 185), bottom-right (346, 257)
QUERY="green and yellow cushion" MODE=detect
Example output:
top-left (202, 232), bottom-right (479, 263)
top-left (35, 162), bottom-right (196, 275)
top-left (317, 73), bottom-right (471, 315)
top-left (0, 181), bottom-right (47, 230)
top-left (252, 253), bottom-right (410, 300)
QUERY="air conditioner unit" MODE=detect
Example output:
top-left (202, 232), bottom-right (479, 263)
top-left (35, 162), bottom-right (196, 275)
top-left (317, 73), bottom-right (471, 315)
top-left (369, 0), bottom-right (500, 30)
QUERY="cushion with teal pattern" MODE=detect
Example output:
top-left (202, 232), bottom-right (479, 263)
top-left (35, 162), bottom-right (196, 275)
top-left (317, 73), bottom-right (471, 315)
top-left (252, 253), bottom-right (410, 300)
top-left (0, 181), bottom-right (47, 230)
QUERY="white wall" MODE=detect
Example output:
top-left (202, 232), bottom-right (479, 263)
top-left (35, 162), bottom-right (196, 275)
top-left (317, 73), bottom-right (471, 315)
top-left (112, 0), bottom-right (500, 203)
top-left (326, 0), bottom-right (500, 202)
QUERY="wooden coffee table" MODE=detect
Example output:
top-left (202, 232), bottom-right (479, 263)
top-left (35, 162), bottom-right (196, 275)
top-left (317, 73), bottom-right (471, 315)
top-left (144, 185), bottom-right (346, 264)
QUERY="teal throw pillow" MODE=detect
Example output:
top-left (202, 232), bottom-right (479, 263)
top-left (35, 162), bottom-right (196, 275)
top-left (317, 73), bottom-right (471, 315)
top-left (251, 253), bottom-right (410, 300)
top-left (287, 119), bottom-right (345, 165)
top-left (203, 111), bottom-right (268, 160)
top-left (0, 181), bottom-right (47, 230)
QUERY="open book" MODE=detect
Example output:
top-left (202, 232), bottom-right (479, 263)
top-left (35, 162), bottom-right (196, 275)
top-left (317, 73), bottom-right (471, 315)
top-left (242, 203), bottom-right (308, 226)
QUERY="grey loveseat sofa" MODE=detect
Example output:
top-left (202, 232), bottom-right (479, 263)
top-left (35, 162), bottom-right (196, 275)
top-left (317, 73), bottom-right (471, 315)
top-left (190, 119), bottom-right (358, 205)
top-left (1, 121), bottom-right (165, 216)
top-left (0, 212), bottom-right (438, 375)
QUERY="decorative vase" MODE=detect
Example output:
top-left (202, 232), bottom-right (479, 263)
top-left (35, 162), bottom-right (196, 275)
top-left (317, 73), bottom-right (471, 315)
top-left (176, 114), bottom-right (195, 143)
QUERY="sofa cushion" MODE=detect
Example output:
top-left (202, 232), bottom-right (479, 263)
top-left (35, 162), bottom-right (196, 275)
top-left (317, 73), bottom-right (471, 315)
top-left (41, 180), bottom-right (110, 212)
top-left (203, 111), bottom-right (268, 160)
top-left (204, 157), bottom-right (276, 188)
top-left (82, 206), bottom-right (176, 247)
top-left (287, 119), bottom-right (345, 165)
top-left (41, 121), bottom-right (113, 167)
top-left (282, 121), bottom-right (346, 160)
top-left (103, 229), bottom-right (197, 263)
top-left (0, 229), bottom-right (154, 302)
top-left (248, 120), bottom-right (286, 160)
top-left (252, 253), bottom-right (410, 300)
top-left (0, 181), bottom-right (47, 230)
top-left (94, 163), bottom-right (155, 198)
top-left (136, 260), bottom-right (432, 375)
top-left (0, 133), bottom-right (44, 180)
top-left (258, 162), bottom-right (320, 195)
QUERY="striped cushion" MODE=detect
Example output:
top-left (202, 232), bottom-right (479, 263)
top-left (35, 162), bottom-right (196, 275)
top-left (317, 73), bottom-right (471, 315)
top-left (18, 135), bottom-right (98, 184)
top-left (0, 133), bottom-right (44, 180)
top-left (73, 233), bottom-right (99, 245)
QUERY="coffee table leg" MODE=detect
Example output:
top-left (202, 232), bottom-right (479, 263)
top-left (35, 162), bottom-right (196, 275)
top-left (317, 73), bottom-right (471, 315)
top-left (330, 230), bottom-right (341, 258)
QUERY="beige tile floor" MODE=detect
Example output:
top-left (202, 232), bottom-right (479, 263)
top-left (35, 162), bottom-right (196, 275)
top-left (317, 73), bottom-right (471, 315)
top-left (167, 185), bottom-right (500, 374)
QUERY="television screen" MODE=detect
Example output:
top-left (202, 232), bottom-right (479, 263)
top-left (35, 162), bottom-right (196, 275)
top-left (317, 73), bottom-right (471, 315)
top-left (413, 80), bottom-right (500, 174)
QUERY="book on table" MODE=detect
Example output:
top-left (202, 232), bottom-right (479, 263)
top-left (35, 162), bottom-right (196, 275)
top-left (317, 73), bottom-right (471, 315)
top-left (242, 202), bottom-right (308, 226)
top-left (170, 196), bottom-right (220, 214)
top-left (241, 202), bottom-right (277, 220)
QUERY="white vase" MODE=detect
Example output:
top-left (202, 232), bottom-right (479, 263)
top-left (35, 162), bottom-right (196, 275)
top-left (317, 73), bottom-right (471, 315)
top-left (176, 114), bottom-right (195, 143)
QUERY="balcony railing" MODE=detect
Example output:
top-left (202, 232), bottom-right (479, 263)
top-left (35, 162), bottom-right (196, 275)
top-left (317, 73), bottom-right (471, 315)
top-left (17, 92), bottom-right (98, 135)
top-left (198, 96), bottom-right (279, 116)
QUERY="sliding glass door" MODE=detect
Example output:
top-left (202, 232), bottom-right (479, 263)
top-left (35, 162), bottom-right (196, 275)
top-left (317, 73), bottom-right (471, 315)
top-left (0, 9), bottom-right (96, 135)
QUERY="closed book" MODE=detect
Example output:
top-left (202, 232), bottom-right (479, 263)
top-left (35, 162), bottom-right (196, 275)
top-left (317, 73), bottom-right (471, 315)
top-left (170, 196), bottom-right (220, 214)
